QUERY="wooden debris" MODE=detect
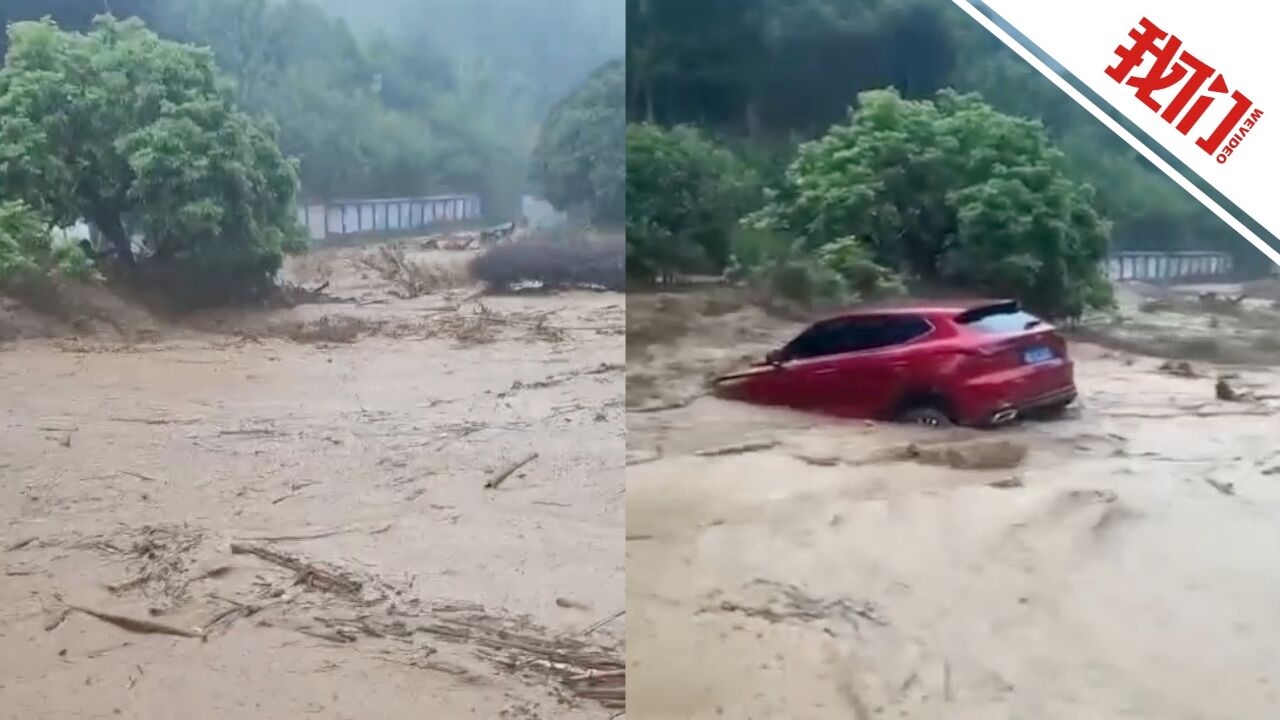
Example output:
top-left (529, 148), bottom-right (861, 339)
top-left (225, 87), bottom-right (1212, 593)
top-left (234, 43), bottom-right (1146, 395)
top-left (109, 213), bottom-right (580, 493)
top-left (68, 605), bottom-right (203, 639)
top-left (5, 536), bottom-right (37, 552)
top-left (1158, 360), bottom-right (1199, 378)
top-left (580, 609), bottom-right (624, 636)
top-left (484, 452), bottom-right (539, 489)
top-left (197, 603), bottom-right (255, 636)
top-left (794, 454), bottom-right (841, 467)
top-left (229, 542), bottom-right (362, 595)
top-left (270, 480), bottom-right (320, 505)
top-left (44, 608), bottom-right (71, 632)
top-left (1217, 376), bottom-right (1248, 402)
top-left (1205, 478), bottom-right (1236, 496)
top-left (234, 523), bottom-right (392, 543)
top-left (625, 449), bottom-right (663, 466)
top-left (695, 440), bottom-right (780, 458)
top-left (298, 628), bottom-right (357, 644)
top-left (105, 574), bottom-right (150, 594)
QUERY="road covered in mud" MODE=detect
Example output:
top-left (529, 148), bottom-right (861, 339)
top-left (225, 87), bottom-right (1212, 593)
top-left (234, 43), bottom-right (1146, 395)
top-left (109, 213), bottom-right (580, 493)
top-left (0, 243), bottom-right (624, 719)
top-left (627, 287), bottom-right (1280, 720)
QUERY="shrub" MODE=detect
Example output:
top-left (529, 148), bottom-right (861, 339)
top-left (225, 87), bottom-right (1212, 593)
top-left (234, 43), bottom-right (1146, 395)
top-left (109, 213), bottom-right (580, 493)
top-left (626, 123), bottom-right (758, 282)
top-left (470, 237), bottom-right (624, 292)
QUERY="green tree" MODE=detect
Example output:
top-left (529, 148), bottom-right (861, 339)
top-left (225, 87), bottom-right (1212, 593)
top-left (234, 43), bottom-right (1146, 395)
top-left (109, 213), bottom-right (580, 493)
top-left (626, 123), bottom-right (756, 282)
top-left (0, 17), bottom-right (301, 300)
top-left (531, 60), bottom-right (625, 224)
top-left (751, 89), bottom-right (1111, 317)
top-left (0, 200), bottom-right (89, 284)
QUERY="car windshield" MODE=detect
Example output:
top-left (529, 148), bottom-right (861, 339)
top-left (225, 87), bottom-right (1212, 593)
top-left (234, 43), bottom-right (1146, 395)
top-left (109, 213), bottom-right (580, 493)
top-left (958, 305), bottom-right (1044, 334)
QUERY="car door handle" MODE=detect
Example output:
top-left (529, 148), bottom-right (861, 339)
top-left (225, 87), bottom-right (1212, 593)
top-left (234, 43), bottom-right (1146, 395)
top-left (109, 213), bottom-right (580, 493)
top-left (812, 368), bottom-right (839, 376)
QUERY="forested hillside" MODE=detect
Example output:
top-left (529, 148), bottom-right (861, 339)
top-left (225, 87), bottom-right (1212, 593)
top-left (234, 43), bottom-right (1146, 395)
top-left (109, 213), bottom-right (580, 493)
top-left (2, 0), bottom-right (622, 217)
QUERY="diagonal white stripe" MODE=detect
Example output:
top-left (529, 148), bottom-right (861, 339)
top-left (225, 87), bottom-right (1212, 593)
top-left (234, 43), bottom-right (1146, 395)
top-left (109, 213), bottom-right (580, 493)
top-left (950, 0), bottom-right (1280, 269)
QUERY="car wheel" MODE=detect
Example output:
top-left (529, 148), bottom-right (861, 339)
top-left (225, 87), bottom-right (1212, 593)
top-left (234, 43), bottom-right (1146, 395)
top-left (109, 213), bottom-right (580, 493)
top-left (897, 406), bottom-right (953, 428)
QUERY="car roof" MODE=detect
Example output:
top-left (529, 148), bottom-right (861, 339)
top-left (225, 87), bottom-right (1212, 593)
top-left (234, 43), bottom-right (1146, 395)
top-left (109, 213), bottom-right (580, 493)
top-left (814, 298), bottom-right (1015, 322)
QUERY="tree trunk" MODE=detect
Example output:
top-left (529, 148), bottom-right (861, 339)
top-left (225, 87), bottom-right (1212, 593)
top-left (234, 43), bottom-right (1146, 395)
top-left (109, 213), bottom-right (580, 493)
top-left (96, 211), bottom-right (134, 267)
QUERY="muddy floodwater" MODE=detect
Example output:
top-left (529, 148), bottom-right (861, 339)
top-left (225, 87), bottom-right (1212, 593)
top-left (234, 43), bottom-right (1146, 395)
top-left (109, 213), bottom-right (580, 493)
top-left (0, 244), bottom-right (624, 719)
top-left (627, 288), bottom-right (1280, 720)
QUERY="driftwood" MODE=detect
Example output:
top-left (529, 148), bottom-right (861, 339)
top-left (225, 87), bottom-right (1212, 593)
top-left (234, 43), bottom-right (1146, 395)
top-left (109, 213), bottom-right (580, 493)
top-left (1205, 478), bottom-right (1237, 496)
top-left (6, 536), bottom-right (37, 552)
top-left (580, 609), bottom-right (624, 636)
top-left (484, 453), bottom-right (539, 489)
top-left (229, 542), bottom-right (362, 595)
top-left (695, 440), bottom-right (779, 457)
top-left (233, 523), bottom-right (392, 543)
top-left (68, 605), bottom-right (203, 639)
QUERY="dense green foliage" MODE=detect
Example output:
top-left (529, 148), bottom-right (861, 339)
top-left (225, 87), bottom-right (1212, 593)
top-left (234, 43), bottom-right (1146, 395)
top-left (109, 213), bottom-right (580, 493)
top-left (750, 90), bottom-right (1112, 317)
top-left (0, 18), bottom-right (302, 301)
top-left (531, 61), bottom-right (625, 224)
top-left (625, 124), bottom-right (756, 282)
top-left (0, 201), bottom-right (89, 284)
top-left (626, 0), bottom-right (1254, 266)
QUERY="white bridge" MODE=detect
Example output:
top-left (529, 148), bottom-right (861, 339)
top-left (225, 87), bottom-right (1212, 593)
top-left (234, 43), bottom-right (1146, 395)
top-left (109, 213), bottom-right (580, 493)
top-left (297, 195), bottom-right (483, 241)
top-left (1104, 251), bottom-right (1234, 282)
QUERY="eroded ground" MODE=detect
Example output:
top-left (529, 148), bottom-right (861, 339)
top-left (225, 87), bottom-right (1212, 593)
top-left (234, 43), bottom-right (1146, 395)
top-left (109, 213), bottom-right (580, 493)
top-left (627, 287), bottom-right (1280, 720)
top-left (0, 243), bottom-right (624, 719)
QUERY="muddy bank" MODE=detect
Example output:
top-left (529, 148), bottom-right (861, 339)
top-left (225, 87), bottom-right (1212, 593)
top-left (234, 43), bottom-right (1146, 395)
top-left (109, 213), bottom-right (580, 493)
top-left (627, 288), bottom-right (1280, 720)
top-left (1, 244), bottom-right (624, 718)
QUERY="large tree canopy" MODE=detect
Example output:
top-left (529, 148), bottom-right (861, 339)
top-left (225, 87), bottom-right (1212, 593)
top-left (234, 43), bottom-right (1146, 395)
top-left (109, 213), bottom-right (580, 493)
top-left (750, 90), bottom-right (1112, 317)
top-left (530, 60), bottom-right (625, 224)
top-left (0, 17), bottom-right (301, 300)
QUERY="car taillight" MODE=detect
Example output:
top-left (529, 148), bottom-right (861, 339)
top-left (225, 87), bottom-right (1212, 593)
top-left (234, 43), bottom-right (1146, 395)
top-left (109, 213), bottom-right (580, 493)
top-left (1051, 333), bottom-right (1070, 358)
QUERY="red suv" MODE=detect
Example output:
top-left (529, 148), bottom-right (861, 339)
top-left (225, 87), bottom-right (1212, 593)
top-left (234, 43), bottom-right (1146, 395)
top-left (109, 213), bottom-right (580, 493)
top-left (712, 300), bottom-right (1076, 427)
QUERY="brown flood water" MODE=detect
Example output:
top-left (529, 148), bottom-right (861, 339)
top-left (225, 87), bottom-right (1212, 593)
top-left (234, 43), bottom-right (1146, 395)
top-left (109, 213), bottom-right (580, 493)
top-left (0, 245), bottom-right (624, 719)
top-left (627, 288), bottom-right (1280, 720)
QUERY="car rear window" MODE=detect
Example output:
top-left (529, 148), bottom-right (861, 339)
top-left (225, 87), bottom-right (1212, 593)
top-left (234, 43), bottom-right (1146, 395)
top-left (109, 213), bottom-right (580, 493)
top-left (957, 305), bottom-right (1044, 334)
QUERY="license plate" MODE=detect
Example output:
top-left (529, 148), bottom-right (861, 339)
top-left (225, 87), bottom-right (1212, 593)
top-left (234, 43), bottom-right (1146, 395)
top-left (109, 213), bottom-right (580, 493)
top-left (1023, 346), bottom-right (1053, 364)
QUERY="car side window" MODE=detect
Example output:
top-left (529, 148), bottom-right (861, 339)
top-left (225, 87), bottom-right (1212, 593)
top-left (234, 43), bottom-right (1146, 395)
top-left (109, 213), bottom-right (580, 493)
top-left (868, 316), bottom-right (931, 349)
top-left (785, 316), bottom-right (930, 360)
top-left (785, 320), bottom-right (845, 360)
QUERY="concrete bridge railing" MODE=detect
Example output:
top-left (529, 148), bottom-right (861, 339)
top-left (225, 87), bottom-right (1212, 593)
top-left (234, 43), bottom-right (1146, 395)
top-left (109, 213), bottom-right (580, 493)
top-left (1104, 251), bottom-right (1234, 282)
top-left (297, 194), bottom-right (483, 241)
